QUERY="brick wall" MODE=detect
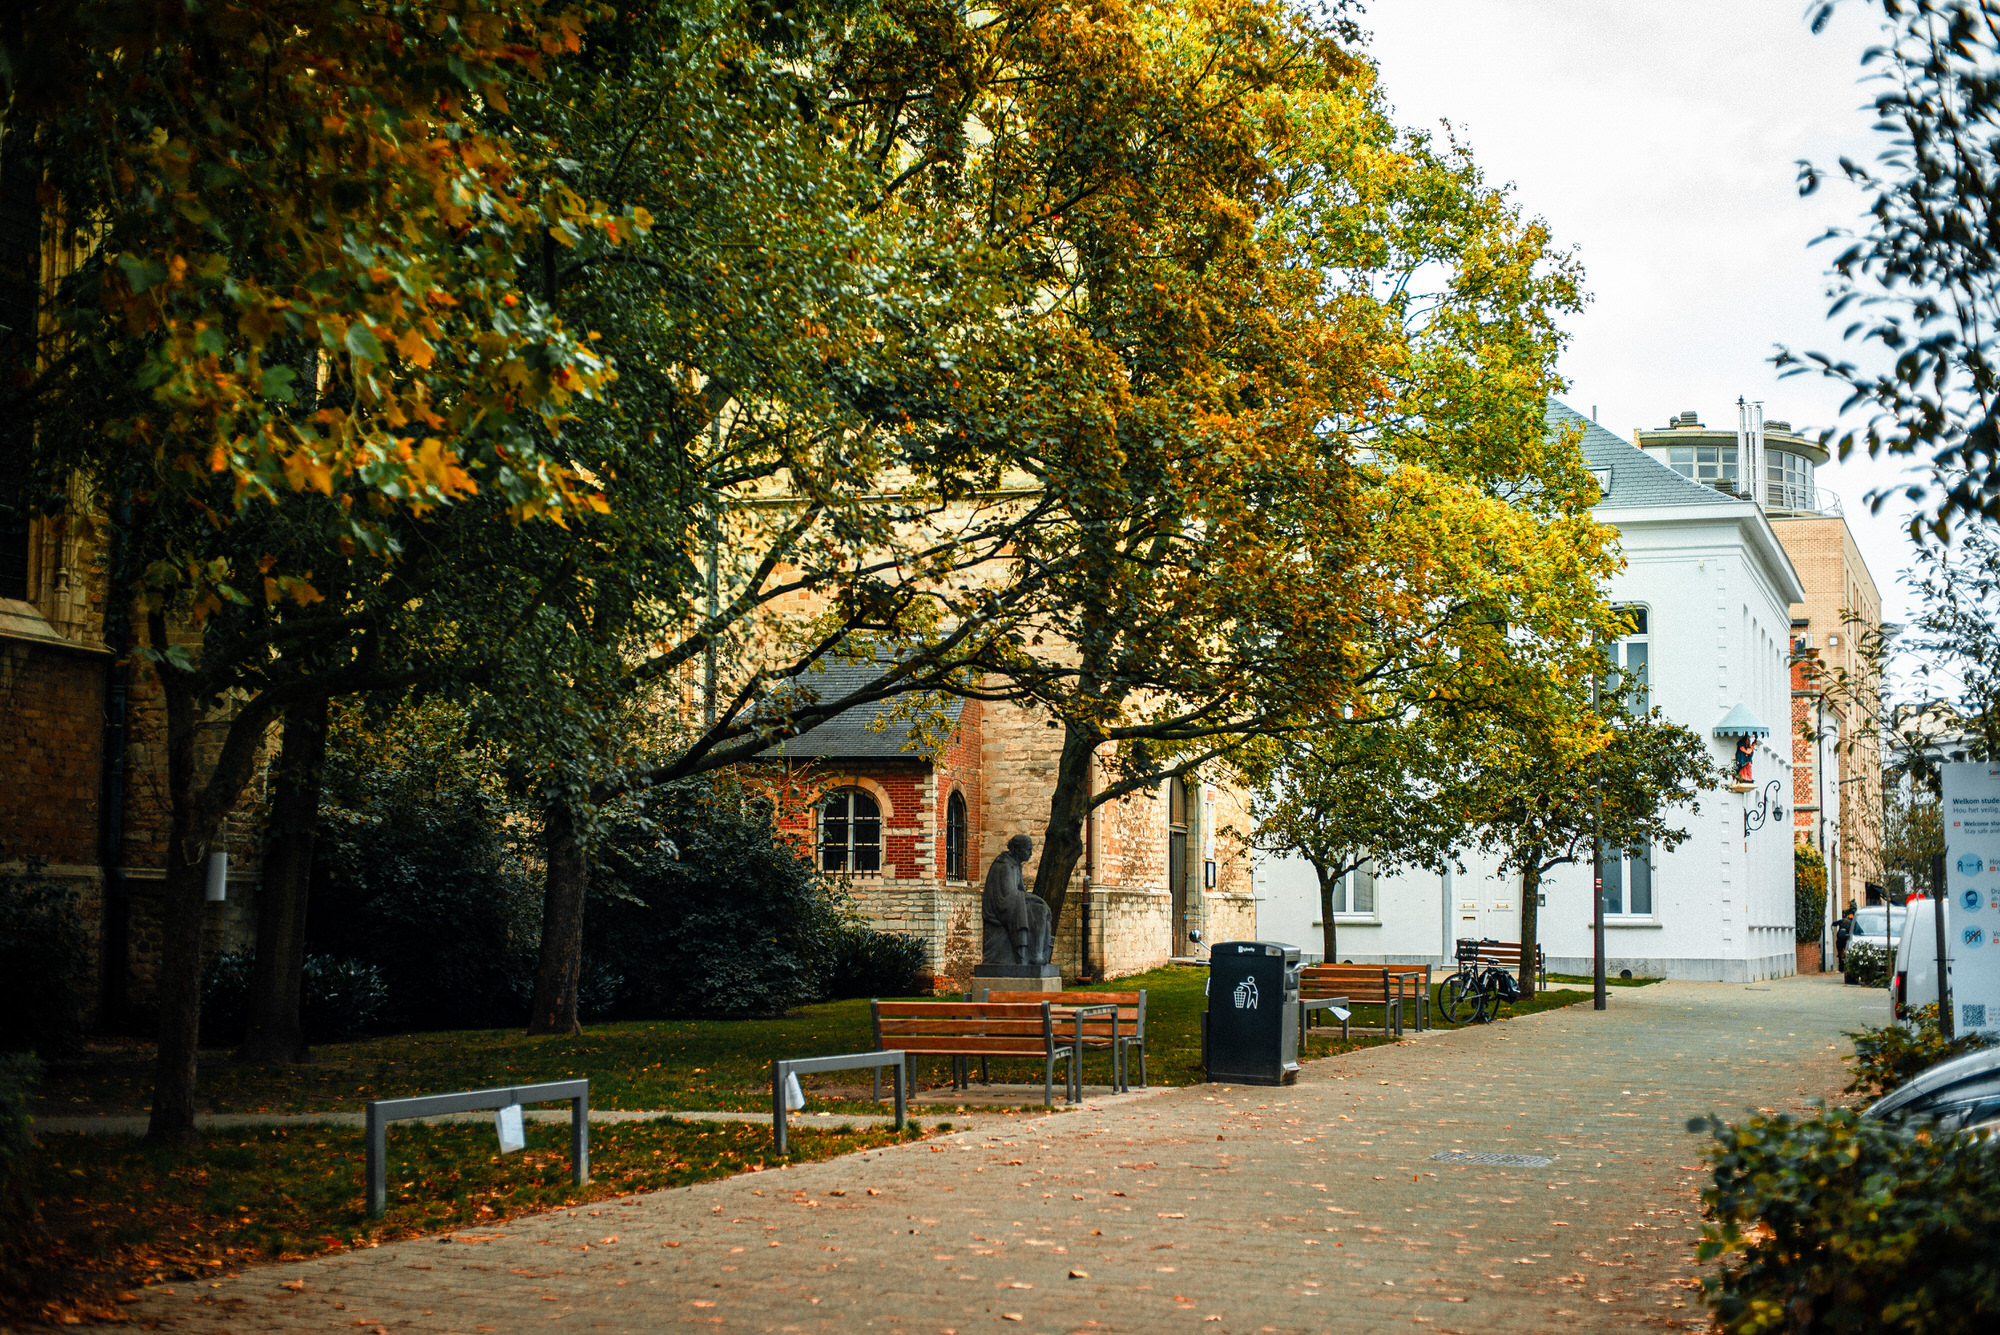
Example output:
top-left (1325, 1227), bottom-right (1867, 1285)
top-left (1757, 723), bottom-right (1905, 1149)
top-left (0, 640), bottom-right (104, 864)
top-left (1770, 513), bottom-right (1884, 908)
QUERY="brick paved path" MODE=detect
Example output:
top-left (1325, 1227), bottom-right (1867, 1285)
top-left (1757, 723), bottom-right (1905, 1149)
top-left (113, 975), bottom-right (1870, 1335)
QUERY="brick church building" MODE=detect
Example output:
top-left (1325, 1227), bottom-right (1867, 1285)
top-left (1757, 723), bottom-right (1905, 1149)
top-left (757, 660), bottom-right (1257, 986)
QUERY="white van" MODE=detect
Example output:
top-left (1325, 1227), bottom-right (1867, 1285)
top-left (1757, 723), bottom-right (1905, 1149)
top-left (1893, 893), bottom-right (2000, 1038)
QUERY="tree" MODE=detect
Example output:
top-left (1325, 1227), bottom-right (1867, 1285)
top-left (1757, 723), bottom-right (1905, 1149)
top-left (1465, 665), bottom-right (1720, 990)
top-left (1881, 776), bottom-right (1946, 898)
top-left (1246, 709), bottom-right (1482, 963)
top-left (3, 0), bottom-right (646, 1143)
top-left (1786, 0), bottom-right (2000, 530)
top-left (1897, 522), bottom-right (2000, 760)
top-left (809, 0), bottom-right (1594, 929)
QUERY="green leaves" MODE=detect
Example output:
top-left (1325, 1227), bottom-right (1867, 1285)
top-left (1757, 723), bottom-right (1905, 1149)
top-left (1693, 1105), bottom-right (2000, 1334)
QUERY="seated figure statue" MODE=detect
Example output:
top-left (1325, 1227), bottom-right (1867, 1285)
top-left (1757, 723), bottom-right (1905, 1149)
top-left (981, 834), bottom-right (1053, 969)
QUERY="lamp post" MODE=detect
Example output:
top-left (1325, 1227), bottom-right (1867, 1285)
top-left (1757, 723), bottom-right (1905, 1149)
top-left (1592, 668), bottom-right (1606, 1010)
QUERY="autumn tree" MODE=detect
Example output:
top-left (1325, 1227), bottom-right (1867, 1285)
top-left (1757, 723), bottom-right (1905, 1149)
top-left (2, 0), bottom-right (648, 1142)
top-left (808, 0), bottom-right (1596, 932)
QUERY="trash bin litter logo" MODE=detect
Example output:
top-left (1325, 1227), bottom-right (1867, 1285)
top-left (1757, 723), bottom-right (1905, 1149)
top-left (1233, 976), bottom-right (1259, 1010)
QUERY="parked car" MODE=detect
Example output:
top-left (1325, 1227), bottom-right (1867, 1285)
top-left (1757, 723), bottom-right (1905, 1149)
top-left (1846, 904), bottom-right (1906, 979)
top-left (1862, 1043), bottom-right (2000, 1135)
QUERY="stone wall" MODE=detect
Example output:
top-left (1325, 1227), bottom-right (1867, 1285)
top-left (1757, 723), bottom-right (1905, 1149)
top-left (0, 635), bottom-right (105, 865)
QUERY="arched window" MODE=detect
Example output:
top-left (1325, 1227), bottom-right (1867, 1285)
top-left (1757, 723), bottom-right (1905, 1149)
top-left (819, 788), bottom-right (881, 874)
top-left (944, 791), bottom-right (968, 882)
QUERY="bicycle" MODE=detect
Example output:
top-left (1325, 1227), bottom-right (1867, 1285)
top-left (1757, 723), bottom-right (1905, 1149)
top-left (1436, 938), bottom-right (1522, 1024)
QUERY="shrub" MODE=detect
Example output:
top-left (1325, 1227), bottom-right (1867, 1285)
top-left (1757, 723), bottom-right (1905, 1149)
top-left (826, 923), bottom-right (929, 998)
top-left (308, 733), bottom-right (540, 1032)
top-left (0, 1053), bottom-right (38, 1232)
top-left (586, 779), bottom-right (846, 1019)
top-left (1845, 1003), bottom-right (1992, 1099)
top-left (0, 868), bottom-right (92, 1058)
top-left (202, 950), bottom-right (391, 1046)
top-left (1845, 939), bottom-right (1889, 988)
top-left (1691, 1107), bottom-right (2000, 1333)
top-left (1795, 843), bottom-right (1828, 944)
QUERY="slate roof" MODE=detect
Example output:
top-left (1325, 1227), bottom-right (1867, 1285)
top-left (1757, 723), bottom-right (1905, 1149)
top-left (1546, 399), bottom-right (1738, 510)
top-left (755, 655), bottom-right (964, 761)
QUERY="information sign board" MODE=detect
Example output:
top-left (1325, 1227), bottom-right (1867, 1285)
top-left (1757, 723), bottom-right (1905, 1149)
top-left (1941, 762), bottom-right (2000, 1037)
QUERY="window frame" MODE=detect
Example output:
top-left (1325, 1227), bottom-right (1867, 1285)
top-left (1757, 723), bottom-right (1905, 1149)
top-left (1598, 838), bottom-right (1657, 921)
top-left (818, 787), bottom-right (882, 876)
top-left (944, 789), bottom-right (968, 883)
top-left (1665, 443), bottom-right (1738, 488)
top-left (1328, 860), bottom-right (1380, 922)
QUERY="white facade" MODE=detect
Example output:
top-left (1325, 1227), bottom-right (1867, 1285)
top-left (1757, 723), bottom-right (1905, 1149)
top-left (1254, 404), bottom-right (1807, 981)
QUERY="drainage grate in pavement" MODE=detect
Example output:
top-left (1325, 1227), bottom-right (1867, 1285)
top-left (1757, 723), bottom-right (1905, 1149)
top-left (1428, 1151), bottom-right (1555, 1167)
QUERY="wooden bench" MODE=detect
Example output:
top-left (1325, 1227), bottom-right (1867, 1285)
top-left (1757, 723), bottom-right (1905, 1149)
top-left (1463, 940), bottom-right (1547, 991)
top-left (871, 1000), bottom-right (1078, 1106)
top-left (985, 990), bottom-right (1147, 1092)
top-left (1299, 964), bottom-right (1406, 1037)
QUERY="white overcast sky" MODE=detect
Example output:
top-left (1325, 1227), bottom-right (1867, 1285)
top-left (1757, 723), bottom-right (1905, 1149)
top-left (1364, 0), bottom-right (1928, 626)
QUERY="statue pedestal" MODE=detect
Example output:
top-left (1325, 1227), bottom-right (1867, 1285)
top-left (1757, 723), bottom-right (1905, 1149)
top-left (971, 964), bottom-right (1061, 995)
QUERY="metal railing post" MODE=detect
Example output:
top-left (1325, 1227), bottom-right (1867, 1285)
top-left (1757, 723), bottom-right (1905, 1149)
top-left (571, 1089), bottom-right (589, 1185)
top-left (366, 1102), bottom-right (387, 1216)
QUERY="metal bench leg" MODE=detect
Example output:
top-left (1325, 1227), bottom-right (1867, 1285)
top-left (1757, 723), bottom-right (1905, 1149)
top-left (1044, 1054), bottom-right (1055, 1108)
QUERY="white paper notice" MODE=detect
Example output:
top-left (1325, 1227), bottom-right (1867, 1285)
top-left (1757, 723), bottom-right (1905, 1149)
top-left (784, 1072), bottom-right (806, 1112)
top-left (495, 1102), bottom-right (526, 1154)
top-left (1941, 762), bottom-right (2000, 1038)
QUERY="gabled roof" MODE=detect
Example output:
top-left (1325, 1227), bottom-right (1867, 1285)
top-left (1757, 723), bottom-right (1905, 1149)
top-left (756, 655), bottom-right (964, 761)
top-left (1545, 400), bottom-right (1737, 510)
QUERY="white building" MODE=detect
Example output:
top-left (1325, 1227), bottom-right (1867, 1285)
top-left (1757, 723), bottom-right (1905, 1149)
top-left (1255, 402), bottom-right (1805, 982)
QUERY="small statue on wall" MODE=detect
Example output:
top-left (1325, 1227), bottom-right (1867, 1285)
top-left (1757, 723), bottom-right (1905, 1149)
top-left (1733, 735), bottom-right (1755, 787)
top-left (980, 834), bottom-right (1053, 970)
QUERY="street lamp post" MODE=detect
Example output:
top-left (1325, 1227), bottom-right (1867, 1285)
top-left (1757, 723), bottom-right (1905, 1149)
top-left (1592, 668), bottom-right (1607, 1010)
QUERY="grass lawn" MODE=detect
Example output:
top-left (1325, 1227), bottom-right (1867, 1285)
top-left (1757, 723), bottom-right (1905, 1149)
top-left (6, 1115), bottom-right (918, 1327)
top-left (40, 967), bottom-right (1595, 1116)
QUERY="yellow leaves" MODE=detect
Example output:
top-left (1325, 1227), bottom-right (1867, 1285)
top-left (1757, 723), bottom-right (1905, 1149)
top-left (409, 438), bottom-right (479, 501)
top-left (282, 450), bottom-right (336, 496)
top-left (396, 326), bottom-right (436, 368)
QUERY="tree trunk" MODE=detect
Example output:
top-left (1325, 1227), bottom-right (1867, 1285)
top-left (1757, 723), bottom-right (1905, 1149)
top-left (527, 801), bottom-right (588, 1036)
top-left (1029, 722), bottom-right (1098, 932)
top-left (146, 652), bottom-right (207, 1146)
top-left (1518, 863), bottom-right (1542, 995)
top-left (239, 696), bottom-right (329, 1064)
top-left (1315, 861), bottom-right (1340, 962)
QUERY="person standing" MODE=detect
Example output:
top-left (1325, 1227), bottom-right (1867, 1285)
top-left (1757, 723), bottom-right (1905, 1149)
top-left (1835, 903), bottom-right (1857, 971)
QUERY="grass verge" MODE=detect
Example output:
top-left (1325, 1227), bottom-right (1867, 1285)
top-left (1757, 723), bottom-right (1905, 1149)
top-left (5, 1114), bottom-right (914, 1327)
top-left (40, 969), bottom-right (1599, 1118)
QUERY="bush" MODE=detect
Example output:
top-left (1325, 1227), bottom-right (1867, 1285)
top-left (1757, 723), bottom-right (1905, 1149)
top-left (0, 1053), bottom-right (38, 1231)
top-left (199, 949), bottom-right (392, 1046)
top-left (586, 780), bottom-right (847, 1019)
top-left (1691, 1107), bottom-right (2000, 1333)
top-left (1795, 843), bottom-right (1828, 944)
top-left (1845, 1003), bottom-right (1992, 1099)
top-left (826, 922), bottom-right (929, 998)
top-left (1845, 939), bottom-right (1889, 988)
top-left (308, 731), bottom-right (540, 1032)
top-left (201, 950), bottom-right (392, 1047)
top-left (0, 868), bottom-right (92, 1058)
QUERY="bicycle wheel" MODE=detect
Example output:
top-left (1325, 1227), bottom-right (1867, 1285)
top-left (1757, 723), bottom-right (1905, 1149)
top-left (1464, 979), bottom-right (1496, 1023)
top-left (1437, 972), bottom-right (1482, 1025)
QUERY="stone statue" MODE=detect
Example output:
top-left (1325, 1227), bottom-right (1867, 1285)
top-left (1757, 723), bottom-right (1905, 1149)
top-left (980, 834), bottom-right (1053, 969)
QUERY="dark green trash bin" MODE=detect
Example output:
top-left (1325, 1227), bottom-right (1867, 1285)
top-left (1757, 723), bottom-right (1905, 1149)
top-left (1205, 940), bottom-right (1301, 1085)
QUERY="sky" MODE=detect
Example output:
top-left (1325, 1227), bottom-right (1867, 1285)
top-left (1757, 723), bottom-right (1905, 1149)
top-left (1363, 0), bottom-right (1930, 627)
